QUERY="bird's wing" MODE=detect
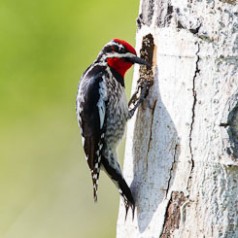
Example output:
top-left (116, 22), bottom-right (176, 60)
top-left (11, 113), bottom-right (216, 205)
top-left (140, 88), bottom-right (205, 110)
top-left (77, 65), bottom-right (108, 201)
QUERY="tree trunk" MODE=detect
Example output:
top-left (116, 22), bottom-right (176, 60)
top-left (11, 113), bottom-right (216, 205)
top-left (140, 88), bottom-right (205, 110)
top-left (117, 1), bottom-right (238, 237)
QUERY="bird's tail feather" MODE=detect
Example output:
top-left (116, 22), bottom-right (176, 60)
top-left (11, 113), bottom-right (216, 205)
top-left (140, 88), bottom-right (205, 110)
top-left (91, 169), bottom-right (100, 202)
top-left (101, 156), bottom-right (135, 219)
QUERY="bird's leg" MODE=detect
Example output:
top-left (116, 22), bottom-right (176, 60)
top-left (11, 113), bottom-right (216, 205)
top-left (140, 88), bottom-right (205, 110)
top-left (128, 78), bottom-right (152, 119)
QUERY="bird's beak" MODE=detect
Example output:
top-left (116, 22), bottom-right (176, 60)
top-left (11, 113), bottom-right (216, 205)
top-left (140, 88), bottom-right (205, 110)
top-left (128, 56), bottom-right (151, 67)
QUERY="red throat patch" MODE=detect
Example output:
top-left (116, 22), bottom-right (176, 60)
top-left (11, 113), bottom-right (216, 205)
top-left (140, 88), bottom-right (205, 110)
top-left (107, 57), bottom-right (133, 77)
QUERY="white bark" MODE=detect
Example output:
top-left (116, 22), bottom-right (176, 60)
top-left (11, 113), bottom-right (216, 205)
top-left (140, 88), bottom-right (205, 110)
top-left (117, 1), bottom-right (238, 237)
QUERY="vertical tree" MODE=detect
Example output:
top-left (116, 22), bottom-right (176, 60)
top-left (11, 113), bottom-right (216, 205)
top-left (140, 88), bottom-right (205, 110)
top-left (117, 1), bottom-right (238, 237)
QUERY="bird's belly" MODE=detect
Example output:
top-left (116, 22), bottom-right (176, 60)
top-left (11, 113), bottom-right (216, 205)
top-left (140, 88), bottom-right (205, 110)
top-left (105, 113), bottom-right (126, 145)
top-left (105, 94), bottom-right (128, 147)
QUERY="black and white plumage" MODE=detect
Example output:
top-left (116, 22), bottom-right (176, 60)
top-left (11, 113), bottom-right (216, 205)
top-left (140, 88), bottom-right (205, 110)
top-left (76, 39), bottom-right (149, 216)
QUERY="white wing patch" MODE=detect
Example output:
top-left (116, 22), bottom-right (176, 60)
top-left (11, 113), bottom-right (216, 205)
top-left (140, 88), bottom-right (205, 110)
top-left (97, 78), bottom-right (107, 129)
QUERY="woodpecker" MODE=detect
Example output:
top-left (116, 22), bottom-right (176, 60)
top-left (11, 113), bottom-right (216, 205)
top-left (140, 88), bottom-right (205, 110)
top-left (76, 39), bottom-right (149, 216)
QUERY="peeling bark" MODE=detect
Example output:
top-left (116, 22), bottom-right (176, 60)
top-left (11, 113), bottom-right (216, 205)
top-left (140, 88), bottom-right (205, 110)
top-left (117, 1), bottom-right (238, 238)
top-left (161, 191), bottom-right (187, 238)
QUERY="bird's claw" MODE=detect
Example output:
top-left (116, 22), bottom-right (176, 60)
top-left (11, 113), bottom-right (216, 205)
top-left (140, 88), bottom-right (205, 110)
top-left (128, 78), bottom-right (152, 119)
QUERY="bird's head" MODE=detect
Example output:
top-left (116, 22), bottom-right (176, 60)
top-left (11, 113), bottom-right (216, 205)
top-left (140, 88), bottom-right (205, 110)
top-left (97, 38), bottom-right (150, 77)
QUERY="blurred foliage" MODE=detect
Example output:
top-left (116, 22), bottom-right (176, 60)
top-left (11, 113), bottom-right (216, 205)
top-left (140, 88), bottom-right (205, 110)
top-left (0, 0), bottom-right (139, 237)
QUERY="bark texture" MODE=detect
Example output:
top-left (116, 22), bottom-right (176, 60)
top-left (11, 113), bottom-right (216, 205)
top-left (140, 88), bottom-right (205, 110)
top-left (117, 1), bottom-right (238, 237)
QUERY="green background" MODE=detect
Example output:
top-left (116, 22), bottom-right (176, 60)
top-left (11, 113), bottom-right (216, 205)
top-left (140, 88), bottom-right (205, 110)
top-left (0, 0), bottom-right (139, 237)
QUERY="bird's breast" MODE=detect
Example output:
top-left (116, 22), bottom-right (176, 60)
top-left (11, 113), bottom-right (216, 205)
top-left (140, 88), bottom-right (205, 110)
top-left (104, 77), bottom-right (128, 147)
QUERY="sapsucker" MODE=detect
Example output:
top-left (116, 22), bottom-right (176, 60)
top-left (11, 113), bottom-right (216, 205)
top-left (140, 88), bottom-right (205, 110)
top-left (76, 39), bottom-right (149, 216)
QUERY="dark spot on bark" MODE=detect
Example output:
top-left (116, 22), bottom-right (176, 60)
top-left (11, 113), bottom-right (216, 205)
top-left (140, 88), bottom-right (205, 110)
top-left (138, 0), bottom-right (155, 27)
top-left (189, 23), bottom-right (202, 34)
top-left (177, 20), bottom-right (202, 34)
top-left (220, 123), bottom-right (229, 128)
top-left (166, 4), bottom-right (174, 26)
top-left (137, 13), bottom-right (143, 29)
top-left (227, 147), bottom-right (232, 155)
top-left (167, 5), bottom-right (174, 16)
top-left (177, 20), bottom-right (184, 29)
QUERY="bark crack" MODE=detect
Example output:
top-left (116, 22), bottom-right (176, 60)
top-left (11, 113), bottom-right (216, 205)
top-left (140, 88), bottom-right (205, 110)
top-left (165, 144), bottom-right (178, 198)
top-left (187, 42), bottom-right (200, 191)
top-left (146, 99), bottom-right (157, 168)
top-left (188, 42), bottom-right (200, 187)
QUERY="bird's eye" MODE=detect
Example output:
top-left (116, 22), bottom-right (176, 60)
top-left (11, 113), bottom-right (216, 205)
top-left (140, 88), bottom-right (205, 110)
top-left (120, 47), bottom-right (126, 53)
top-left (117, 44), bottom-right (126, 53)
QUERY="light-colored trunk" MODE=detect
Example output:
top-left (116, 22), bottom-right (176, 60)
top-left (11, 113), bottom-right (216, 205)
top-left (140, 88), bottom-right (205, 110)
top-left (117, 1), bottom-right (238, 237)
